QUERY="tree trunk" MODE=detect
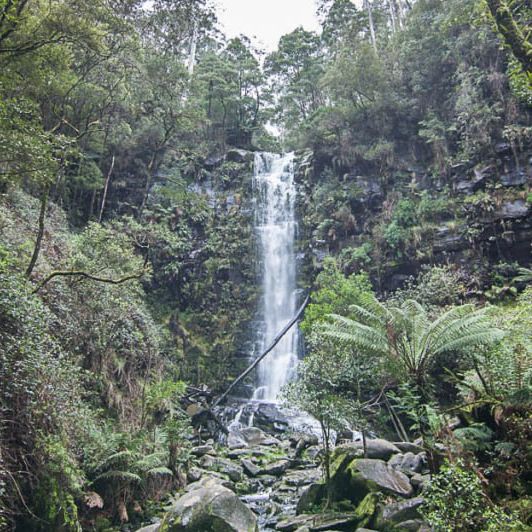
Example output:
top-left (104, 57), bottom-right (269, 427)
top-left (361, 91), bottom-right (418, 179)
top-left (25, 186), bottom-right (49, 278)
top-left (139, 153), bottom-right (157, 219)
top-left (188, 19), bottom-right (199, 76)
top-left (98, 154), bottom-right (115, 223)
top-left (321, 421), bottom-right (332, 509)
top-left (364, 0), bottom-right (378, 52)
top-left (486, 0), bottom-right (531, 73)
top-left (388, 0), bottom-right (397, 33)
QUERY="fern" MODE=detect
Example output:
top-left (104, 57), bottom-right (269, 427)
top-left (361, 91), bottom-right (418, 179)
top-left (135, 452), bottom-right (167, 472)
top-left (321, 295), bottom-right (503, 386)
top-left (92, 450), bottom-right (134, 474)
top-left (92, 471), bottom-right (141, 485)
top-left (146, 467), bottom-right (173, 477)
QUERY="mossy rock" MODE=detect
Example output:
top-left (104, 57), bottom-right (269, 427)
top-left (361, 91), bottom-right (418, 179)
top-left (296, 483), bottom-right (326, 514)
top-left (160, 484), bottom-right (258, 532)
top-left (354, 493), bottom-right (380, 529)
top-left (330, 458), bottom-right (413, 504)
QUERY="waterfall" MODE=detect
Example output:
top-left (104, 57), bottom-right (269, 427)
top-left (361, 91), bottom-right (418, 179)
top-left (252, 152), bottom-right (299, 402)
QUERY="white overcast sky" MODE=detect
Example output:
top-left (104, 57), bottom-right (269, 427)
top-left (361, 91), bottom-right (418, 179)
top-left (215, 0), bottom-right (321, 52)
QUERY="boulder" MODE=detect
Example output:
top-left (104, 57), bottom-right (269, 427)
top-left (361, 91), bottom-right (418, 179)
top-left (410, 473), bottom-right (430, 492)
top-left (276, 513), bottom-right (358, 531)
top-left (355, 439), bottom-right (402, 460)
top-left (284, 469), bottom-right (322, 487)
top-left (349, 459), bottom-right (413, 497)
top-left (241, 427), bottom-right (281, 446)
top-left (395, 519), bottom-right (431, 531)
top-left (378, 497), bottom-right (424, 527)
top-left (163, 483), bottom-right (258, 532)
top-left (330, 457), bottom-right (413, 503)
top-left (184, 476), bottom-right (235, 493)
top-left (393, 442), bottom-right (425, 454)
top-left (186, 467), bottom-right (203, 483)
top-left (191, 444), bottom-right (215, 457)
top-left (254, 403), bottom-right (290, 433)
top-left (135, 525), bottom-right (160, 532)
top-left (388, 452), bottom-right (426, 476)
top-left (306, 446), bottom-right (322, 460)
top-left (260, 459), bottom-right (291, 477)
top-left (296, 483), bottom-right (326, 514)
top-left (241, 458), bottom-right (260, 477)
top-left (227, 431), bottom-right (248, 450)
top-left (203, 457), bottom-right (243, 482)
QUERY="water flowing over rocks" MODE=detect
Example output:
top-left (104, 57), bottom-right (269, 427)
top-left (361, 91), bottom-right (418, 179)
top-left (136, 414), bottom-right (432, 532)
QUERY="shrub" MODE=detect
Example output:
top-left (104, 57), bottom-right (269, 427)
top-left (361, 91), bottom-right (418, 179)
top-left (421, 460), bottom-right (524, 531)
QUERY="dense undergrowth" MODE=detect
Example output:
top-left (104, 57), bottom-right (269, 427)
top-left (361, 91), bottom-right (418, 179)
top-left (0, 0), bottom-right (531, 530)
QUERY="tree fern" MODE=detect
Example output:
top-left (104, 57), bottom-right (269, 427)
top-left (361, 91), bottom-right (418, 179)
top-left (321, 295), bottom-right (503, 386)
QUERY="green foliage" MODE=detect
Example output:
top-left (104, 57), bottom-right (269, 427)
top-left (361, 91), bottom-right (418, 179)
top-left (391, 265), bottom-right (467, 312)
top-left (421, 460), bottom-right (524, 531)
top-left (321, 295), bottom-right (503, 388)
top-left (460, 287), bottom-right (532, 401)
top-left (0, 262), bottom-right (86, 529)
top-left (301, 257), bottom-right (373, 334)
top-left (282, 330), bottom-right (371, 503)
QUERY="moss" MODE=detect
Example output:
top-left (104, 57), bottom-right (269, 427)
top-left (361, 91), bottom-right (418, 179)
top-left (354, 492), bottom-right (380, 528)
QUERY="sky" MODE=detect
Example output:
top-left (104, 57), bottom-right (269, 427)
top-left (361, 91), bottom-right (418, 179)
top-left (216, 0), bottom-right (321, 52)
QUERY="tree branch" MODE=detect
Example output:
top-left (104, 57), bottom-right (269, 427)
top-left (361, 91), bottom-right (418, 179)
top-left (32, 268), bottom-right (147, 294)
top-left (213, 295), bottom-right (310, 407)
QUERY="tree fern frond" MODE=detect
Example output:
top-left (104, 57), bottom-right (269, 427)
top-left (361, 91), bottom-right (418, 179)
top-left (135, 452), bottom-right (167, 471)
top-left (435, 330), bottom-right (504, 355)
top-left (93, 470), bottom-right (141, 485)
top-left (146, 466), bottom-right (173, 477)
top-left (94, 451), bottom-right (134, 474)
top-left (322, 315), bottom-right (388, 353)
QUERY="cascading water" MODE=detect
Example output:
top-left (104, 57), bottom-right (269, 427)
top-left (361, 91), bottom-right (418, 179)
top-left (252, 152), bottom-right (300, 402)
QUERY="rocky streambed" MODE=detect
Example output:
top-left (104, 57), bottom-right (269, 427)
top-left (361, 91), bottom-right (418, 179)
top-left (136, 405), bottom-right (433, 532)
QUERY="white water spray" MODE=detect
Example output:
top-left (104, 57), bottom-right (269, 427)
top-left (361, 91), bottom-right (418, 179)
top-left (252, 152), bottom-right (299, 401)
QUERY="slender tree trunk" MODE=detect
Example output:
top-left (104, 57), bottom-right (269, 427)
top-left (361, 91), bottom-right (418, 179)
top-left (362, 430), bottom-right (368, 458)
top-left (89, 188), bottom-right (97, 220)
top-left (321, 420), bottom-right (332, 509)
top-left (98, 154), bottom-right (115, 223)
top-left (188, 19), bottom-right (198, 76)
top-left (139, 153), bottom-right (157, 219)
top-left (364, 0), bottom-right (378, 52)
top-left (388, 0), bottom-right (397, 33)
top-left (25, 186), bottom-right (49, 278)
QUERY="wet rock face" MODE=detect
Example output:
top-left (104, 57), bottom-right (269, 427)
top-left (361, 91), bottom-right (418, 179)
top-left (496, 200), bottom-right (530, 219)
top-left (227, 148), bottom-right (254, 164)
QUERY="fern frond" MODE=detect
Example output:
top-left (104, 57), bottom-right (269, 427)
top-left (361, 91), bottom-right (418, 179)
top-left (146, 467), bottom-right (173, 477)
top-left (94, 450), bottom-right (134, 474)
top-left (93, 470), bottom-right (141, 485)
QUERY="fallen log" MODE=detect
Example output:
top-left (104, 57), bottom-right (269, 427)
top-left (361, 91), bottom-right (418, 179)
top-left (213, 295), bottom-right (310, 408)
